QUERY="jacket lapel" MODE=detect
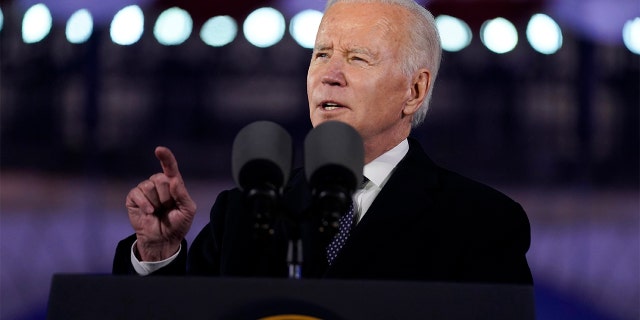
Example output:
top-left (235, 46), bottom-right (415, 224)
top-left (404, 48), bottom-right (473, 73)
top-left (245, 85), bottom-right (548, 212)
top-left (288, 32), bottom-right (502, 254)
top-left (325, 138), bottom-right (441, 275)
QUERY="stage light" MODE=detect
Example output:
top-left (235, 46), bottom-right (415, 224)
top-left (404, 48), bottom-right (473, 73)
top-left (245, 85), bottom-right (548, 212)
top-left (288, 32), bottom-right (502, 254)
top-left (481, 17), bottom-right (518, 54)
top-left (526, 14), bottom-right (562, 55)
top-left (201, 15), bottom-right (237, 47)
top-left (0, 7), bottom-right (4, 33)
top-left (623, 17), bottom-right (640, 55)
top-left (66, 9), bottom-right (93, 44)
top-left (243, 7), bottom-right (285, 48)
top-left (290, 9), bottom-right (323, 49)
top-left (22, 3), bottom-right (52, 43)
top-left (435, 15), bottom-right (472, 52)
top-left (110, 5), bottom-right (144, 45)
top-left (154, 7), bottom-right (192, 46)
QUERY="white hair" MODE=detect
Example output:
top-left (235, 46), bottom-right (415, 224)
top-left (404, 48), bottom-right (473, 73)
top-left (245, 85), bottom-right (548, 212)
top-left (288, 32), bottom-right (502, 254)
top-left (325, 0), bottom-right (442, 127)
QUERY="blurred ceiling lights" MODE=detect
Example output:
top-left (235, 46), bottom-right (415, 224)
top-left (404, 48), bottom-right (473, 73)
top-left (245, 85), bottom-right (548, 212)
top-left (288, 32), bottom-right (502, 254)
top-left (153, 7), bottom-right (192, 46)
top-left (65, 9), bottom-right (93, 44)
top-left (7, 2), bottom-right (639, 55)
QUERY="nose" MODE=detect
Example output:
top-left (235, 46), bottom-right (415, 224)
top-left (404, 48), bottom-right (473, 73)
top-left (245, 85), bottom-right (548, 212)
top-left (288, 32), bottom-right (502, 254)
top-left (320, 57), bottom-right (347, 87)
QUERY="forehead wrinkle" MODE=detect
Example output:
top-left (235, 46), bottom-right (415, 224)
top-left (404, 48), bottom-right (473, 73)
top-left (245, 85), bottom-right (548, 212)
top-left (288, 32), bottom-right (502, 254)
top-left (314, 43), bottom-right (332, 51)
top-left (314, 6), bottom-right (404, 60)
top-left (375, 16), bottom-right (394, 34)
top-left (314, 36), bottom-right (379, 58)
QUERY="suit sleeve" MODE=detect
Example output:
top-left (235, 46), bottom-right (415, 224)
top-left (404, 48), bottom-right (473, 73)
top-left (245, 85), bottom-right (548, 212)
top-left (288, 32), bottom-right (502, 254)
top-left (186, 221), bottom-right (221, 275)
top-left (111, 191), bottom-right (230, 276)
top-left (111, 190), bottom-right (234, 276)
top-left (186, 190), bottom-right (231, 276)
top-left (459, 198), bottom-right (533, 285)
top-left (112, 234), bottom-right (188, 275)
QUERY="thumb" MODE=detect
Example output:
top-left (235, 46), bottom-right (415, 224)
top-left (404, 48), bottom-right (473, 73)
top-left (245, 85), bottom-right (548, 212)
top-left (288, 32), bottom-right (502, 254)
top-left (155, 146), bottom-right (181, 178)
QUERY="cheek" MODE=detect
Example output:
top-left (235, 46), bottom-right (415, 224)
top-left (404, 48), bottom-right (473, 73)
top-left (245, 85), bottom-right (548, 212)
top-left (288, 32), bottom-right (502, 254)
top-left (380, 78), bottom-right (410, 103)
top-left (306, 71), bottom-right (320, 97)
top-left (306, 73), bottom-right (313, 93)
top-left (363, 82), bottom-right (398, 107)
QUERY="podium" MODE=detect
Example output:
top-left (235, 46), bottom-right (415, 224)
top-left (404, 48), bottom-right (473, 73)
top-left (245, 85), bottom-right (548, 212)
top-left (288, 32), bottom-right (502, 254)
top-left (47, 274), bottom-right (534, 320)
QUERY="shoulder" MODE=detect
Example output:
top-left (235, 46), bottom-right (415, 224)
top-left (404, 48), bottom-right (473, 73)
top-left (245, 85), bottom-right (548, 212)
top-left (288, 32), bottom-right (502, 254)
top-left (437, 167), bottom-right (520, 208)
top-left (403, 138), bottom-right (525, 217)
top-left (429, 166), bottom-right (531, 249)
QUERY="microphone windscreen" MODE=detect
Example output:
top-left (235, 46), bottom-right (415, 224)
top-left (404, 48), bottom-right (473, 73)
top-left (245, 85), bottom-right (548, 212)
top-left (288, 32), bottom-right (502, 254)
top-left (232, 121), bottom-right (292, 191)
top-left (304, 121), bottom-right (364, 191)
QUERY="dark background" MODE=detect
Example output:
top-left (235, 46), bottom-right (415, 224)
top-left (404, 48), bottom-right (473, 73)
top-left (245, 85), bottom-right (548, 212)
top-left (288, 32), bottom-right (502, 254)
top-left (1, 0), bottom-right (638, 319)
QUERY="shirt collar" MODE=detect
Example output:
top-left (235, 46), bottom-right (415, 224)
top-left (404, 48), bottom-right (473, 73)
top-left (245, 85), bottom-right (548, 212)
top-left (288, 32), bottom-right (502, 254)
top-left (362, 139), bottom-right (409, 188)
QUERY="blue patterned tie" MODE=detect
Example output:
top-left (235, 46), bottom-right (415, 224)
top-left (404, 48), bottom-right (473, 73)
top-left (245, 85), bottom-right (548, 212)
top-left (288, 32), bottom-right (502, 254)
top-left (326, 202), bottom-right (355, 265)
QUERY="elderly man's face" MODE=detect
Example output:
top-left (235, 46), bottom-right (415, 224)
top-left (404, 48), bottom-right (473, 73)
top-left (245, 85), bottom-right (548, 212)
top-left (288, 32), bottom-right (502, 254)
top-left (307, 2), bottom-right (418, 147)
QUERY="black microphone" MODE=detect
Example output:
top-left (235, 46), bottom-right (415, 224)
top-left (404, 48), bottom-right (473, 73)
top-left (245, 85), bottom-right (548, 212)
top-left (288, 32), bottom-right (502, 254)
top-left (232, 121), bottom-right (292, 231)
top-left (304, 121), bottom-right (364, 220)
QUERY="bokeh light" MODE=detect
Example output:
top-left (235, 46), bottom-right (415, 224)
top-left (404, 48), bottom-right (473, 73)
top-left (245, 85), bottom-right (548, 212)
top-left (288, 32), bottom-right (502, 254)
top-left (481, 17), bottom-right (518, 54)
top-left (527, 14), bottom-right (563, 55)
top-left (22, 3), bottom-right (53, 43)
top-left (200, 15), bottom-right (237, 47)
top-left (66, 9), bottom-right (94, 44)
top-left (110, 5), bottom-right (144, 45)
top-left (243, 7), bottom-right (286, 48)
top-left (290, 9), bottom-right (323, 49)
top-left (154, 7), bottom-right (193, 46)
top-left (622, 17), bottom-right (640, 55)
top-left (436, 15), bottom-right (472, 52)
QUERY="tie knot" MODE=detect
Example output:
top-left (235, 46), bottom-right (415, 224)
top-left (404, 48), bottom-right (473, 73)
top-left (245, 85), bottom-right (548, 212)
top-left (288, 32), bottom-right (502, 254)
top-left (361, 176), bottom-right (369, 188)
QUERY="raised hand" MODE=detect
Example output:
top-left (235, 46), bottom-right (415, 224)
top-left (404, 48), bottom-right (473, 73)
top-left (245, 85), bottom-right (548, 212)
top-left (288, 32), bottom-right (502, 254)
top-left (125, 146), bottom-right (197, 261)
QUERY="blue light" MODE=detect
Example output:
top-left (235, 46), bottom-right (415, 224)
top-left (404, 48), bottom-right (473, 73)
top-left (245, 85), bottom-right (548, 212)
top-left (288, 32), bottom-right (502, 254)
top-left (290, 9), bottom-right (323, 49)
top-left (623, 17), bottom-right (640, 55)
top-left (22, 4), bottom-right (53, 43)
top-left (481, 17), bottom-right (518, 54)
top-left (243, 7), bottom-right (285, 48)
top-left (200, 15), bottom-right (237, 47)
top-left (66, 9), bottom-right (94, 44)
top-left (110, 5), bottom-right (144, 46)
top-left (436, 15), bottom-right (472, 52)
top-left (154, 7), bottom-right (193, 46)
top-left (527, 14), bottom-right (563, 55)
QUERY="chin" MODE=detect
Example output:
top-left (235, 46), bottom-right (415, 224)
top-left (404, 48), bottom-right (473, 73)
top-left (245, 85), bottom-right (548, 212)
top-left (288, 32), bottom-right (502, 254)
top-left (315, 117), bottom-right (348, 127)
top-left (312, 116), bottom-right (334, 126)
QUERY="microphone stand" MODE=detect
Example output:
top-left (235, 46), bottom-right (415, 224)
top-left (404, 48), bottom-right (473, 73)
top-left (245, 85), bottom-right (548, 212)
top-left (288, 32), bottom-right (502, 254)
top-left (246, 186), bottom-right (278, 239)
top-left (247, 185), bottom-right (305, 279)
top-left (287, 238), bottom-right (303, 279)
top-left (313, 184), bottom-right (352, 235)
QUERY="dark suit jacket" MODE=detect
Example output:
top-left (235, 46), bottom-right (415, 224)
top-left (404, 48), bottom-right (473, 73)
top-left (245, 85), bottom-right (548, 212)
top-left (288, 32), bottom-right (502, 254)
top-left (114, 138), bottom-right (533, 285)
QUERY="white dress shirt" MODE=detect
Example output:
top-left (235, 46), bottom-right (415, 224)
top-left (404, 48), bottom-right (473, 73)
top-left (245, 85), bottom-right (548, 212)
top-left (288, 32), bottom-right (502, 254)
top-left (131, 139), bottom-right (410, 275)
top-left (353, 139), bottom-right (409, 223)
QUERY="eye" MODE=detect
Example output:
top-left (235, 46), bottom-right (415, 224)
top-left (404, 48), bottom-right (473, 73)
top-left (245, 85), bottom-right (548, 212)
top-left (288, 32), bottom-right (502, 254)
top-left (350, 55), bottom-right (368, 63)
top-left (314, 52), bottom-right (329, 59)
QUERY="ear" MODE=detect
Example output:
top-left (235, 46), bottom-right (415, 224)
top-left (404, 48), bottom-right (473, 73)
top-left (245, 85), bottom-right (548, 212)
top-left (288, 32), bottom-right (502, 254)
top-left (403, 69), bottom-right (430, 116)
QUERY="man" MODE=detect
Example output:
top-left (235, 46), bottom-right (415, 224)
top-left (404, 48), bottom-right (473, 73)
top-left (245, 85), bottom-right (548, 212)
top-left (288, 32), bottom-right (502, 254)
top-left (114, 0), bottom-right (533, 285)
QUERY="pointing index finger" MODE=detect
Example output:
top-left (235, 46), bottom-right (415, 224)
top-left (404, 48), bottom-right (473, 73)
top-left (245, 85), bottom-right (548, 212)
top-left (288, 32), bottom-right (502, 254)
top-left (155, 146), bottom-right (181, 178)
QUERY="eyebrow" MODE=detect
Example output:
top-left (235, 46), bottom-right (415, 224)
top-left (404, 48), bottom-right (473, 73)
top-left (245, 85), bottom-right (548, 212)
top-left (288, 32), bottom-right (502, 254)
top-left (314, 44), bottom-right (377, 58)
top-left (313, 44), bottom-right (332, 52)
top-left (350, 47), bottom-right (376, 57)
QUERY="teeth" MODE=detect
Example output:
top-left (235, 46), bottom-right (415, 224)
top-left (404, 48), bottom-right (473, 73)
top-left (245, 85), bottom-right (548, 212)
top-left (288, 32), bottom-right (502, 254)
top-left (323, 102), bottom-right (339, 110)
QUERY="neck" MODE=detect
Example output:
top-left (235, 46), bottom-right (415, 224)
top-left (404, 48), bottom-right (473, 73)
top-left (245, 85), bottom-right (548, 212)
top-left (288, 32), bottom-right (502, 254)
top-left (363, 130), bottom-right (409, 164)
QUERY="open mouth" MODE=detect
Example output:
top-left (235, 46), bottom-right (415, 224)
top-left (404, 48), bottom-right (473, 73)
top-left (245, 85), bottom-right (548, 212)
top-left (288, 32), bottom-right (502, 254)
top-left (322, 102), bottom-right (344, 111)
